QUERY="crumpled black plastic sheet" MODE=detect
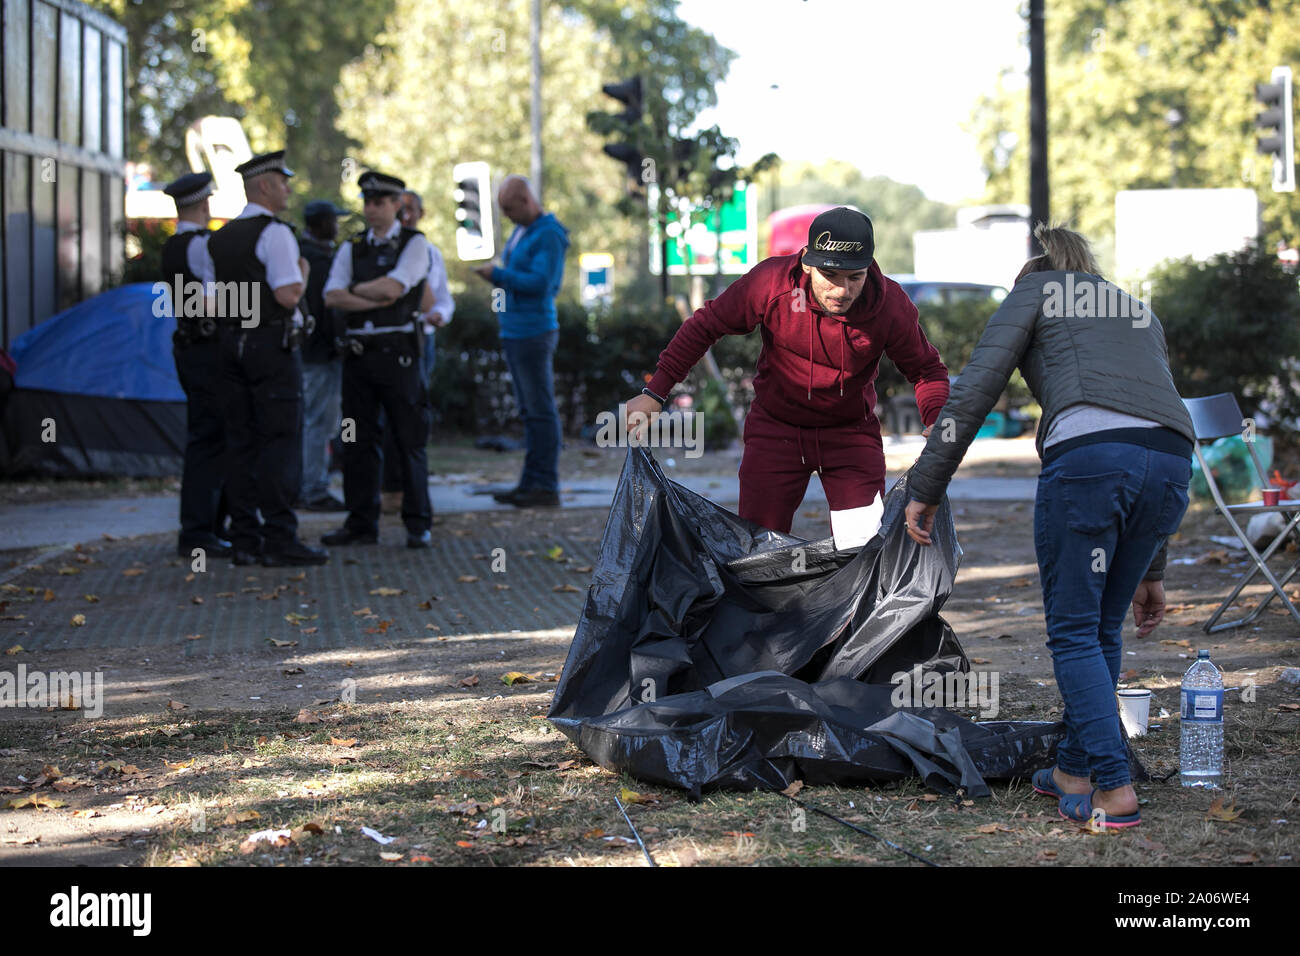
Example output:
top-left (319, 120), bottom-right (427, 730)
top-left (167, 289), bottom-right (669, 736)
top-left (548, 447), bottom-right (1070, 798)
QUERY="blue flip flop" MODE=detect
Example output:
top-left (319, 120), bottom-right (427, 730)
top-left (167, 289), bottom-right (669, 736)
top-left (1032, 767), bottom-right (1065, 798)
top-left (1059, 789), bottom-right (1141, 828)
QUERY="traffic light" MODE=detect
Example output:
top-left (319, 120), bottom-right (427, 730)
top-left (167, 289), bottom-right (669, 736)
top-left (452, 160), bottom-right (495, 261)
top-left (1255, 66), bottom-right (1295, 193)
top-left (599, 76), bottom-right (645, 188)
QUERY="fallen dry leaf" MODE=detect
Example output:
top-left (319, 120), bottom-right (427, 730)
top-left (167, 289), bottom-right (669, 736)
top-left (164, 759), bottom-right (195, 770)
top-left (552, 583), bottom-right (581, 593)
top-left (42, 589), bottom-right (55, 601)
top-left (266, 638), bottom-right (298, 648)
top-left (620, 787), bottom-right (659, 805)
top-left (458, 675), bottom-right (480, 688)
top-left (83, 594), bottom-right (99, 603)
top-left (329, 737), bottom-right (359, 748)
top-left (4, 645), bottom-right (21, 656)
top-left (293, 709), bottom-right (323, 724)
top-left (5, 794), bottom-right (66, 809)
top-left (222, 810), bottom-right (261, 825)
top-left (121, 568), bottom-right (145, 577)
top-left (500, 672), bottom-right (532, 685)
top-left (1206, 797), bottom-right (1242, 822)
top-left (781, 780), bottom-right (804, 797)
top-left (379, 851), bottom-right (404, 862)
top-left (73, 808), bottom-right (100, 818)
top-left (369, 586), bottom-right (405, 596)
top-left (282, 667), bottom-right (305, 676)
top-left (166, 699), bottom-right (189, 711)
top-left (70, 614), bottom-right (86, 627)
top-left (456, 575), bottom-right (479, 584)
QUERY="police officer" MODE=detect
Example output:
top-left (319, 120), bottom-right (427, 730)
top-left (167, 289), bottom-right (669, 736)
top-left (162, 171), bottom-right (230, 559)
top-left (298, 199), bottom-right (349, 512)
top-left (321, 171), bottom-right (435, 549)
top-left (205, 150), bottom-right (329, 566)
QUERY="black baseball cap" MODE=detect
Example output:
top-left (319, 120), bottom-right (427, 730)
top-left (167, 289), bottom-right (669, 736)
top-left (801, 207), bottom-right (875, 271)
top-left (303, 200), bottom-right (348, 219)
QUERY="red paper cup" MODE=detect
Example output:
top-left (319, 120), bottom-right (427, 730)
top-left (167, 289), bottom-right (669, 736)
top-left (1263, 489), bottom-right (1281, 506)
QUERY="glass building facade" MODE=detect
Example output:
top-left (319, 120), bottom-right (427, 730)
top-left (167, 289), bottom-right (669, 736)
top-left (2, 0), bottom-right (126, 348)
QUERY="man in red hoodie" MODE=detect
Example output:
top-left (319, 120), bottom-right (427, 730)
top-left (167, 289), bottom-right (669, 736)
top-left (622, 207), bottom-right (950, 546)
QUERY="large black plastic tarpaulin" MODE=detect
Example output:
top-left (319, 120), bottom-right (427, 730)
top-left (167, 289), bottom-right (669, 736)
top-left (550, 447), bottom-right (1065, 798)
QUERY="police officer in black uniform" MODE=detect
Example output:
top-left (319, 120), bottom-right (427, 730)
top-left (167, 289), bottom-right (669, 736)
top-left (321, 171), bottom-right (435, 549)
top-left (205, 150), bottom-right (329, 566)
top-left (162, 171), bottom-right (230, 559)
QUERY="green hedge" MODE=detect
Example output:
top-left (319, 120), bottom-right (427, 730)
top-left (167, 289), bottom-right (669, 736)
top-left (430, 292), bottom-right (1009, 438)
top-left (1149, 240), bottom-right (1300, 432)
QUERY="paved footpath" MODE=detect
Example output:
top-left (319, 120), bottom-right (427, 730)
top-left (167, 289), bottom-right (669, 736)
top-left (2, 469), bottom-right (1037, 553)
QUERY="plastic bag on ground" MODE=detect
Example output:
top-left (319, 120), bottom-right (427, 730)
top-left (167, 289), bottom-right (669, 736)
top-left (549, 447), bottom-right (1081, 798)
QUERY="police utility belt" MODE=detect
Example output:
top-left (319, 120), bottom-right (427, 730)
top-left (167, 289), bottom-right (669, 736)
top-left (217, 311), bottom-right (315, 351)
top-left (174, 316), bottom-right (219, 346)
top-left (336, 319), bottom-right (419, 358)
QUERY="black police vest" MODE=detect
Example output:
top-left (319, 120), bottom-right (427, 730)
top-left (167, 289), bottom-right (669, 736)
top-left (207, 214), bottom-right (297, 324)
top-left (161, 230), bottom-right (209, 317)
top-left (346, 227), bottom-right (426, 330)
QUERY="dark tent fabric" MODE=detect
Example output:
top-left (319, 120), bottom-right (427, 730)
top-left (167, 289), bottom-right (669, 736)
top-left (549, 447), bottom-right (1072, 798)
top-left (2, 284), bottom-right (186, 477)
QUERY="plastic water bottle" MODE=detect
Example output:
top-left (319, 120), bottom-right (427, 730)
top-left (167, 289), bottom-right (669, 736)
top-left (1180, 650), bottom-right (1224, 788)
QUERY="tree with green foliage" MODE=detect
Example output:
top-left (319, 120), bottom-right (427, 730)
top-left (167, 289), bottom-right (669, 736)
top-left (1149, 240), bottom-right (1300, 429)
top-left (88, 0), bottom-right (394, 202)
top-left (971, 0), bottom-right (1300, 265)
top-left (335, 0), bottom-right (740, 295)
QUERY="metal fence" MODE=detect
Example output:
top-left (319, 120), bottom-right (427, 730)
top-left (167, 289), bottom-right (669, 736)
top-left (1, 0), bottom-right (126, 350)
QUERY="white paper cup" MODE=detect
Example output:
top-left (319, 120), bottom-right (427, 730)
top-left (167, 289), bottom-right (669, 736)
top-left (1117, 689), bottom-right (1152, 737)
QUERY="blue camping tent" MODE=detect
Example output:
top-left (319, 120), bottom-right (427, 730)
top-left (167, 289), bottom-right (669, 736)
top-left (2, 284), bottom-right (187, 476)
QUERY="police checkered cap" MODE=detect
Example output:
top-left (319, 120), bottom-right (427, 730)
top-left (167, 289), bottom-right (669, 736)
top-left (235, 150), bottom-right (294, 179)
top-left (358, 171), bottom-right (405, 196)
top-left (164, 171), bottom-right (214, 208)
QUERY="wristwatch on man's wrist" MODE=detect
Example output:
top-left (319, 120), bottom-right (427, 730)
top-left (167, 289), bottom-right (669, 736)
top-left (641, 385), bottom-right (667, 405)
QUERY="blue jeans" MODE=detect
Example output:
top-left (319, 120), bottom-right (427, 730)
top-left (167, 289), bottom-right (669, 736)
top-left (420, 328), bottom-right (437, 389)
top-left (501, 329), bottom-right (560, 492)
top-left (1034, 441), bottom-right (1191, 790)
top-left (300, 359), bottom-right (342, 501)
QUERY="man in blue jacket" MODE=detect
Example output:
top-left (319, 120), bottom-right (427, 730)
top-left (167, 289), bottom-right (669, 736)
top-left (473, 175), bottom-right (570, 507)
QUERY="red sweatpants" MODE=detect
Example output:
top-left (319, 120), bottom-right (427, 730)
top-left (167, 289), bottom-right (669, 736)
top-left (737, 401), bottom-right (885, 534)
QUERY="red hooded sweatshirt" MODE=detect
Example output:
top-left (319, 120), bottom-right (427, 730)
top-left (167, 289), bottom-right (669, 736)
top-left (647, 254), bottom-right (950, 432)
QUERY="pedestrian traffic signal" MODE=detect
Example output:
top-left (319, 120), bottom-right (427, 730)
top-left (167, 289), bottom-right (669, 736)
top-left (599, 76), bottom-right (645, 189)
top-left (1255, 66), bottom-right (1295, 193)
top-left (452, 160), bottom-right (495, 261)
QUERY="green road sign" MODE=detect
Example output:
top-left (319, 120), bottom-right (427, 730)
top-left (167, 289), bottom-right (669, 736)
top-left (651, 182), bottom-right (758, 276)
